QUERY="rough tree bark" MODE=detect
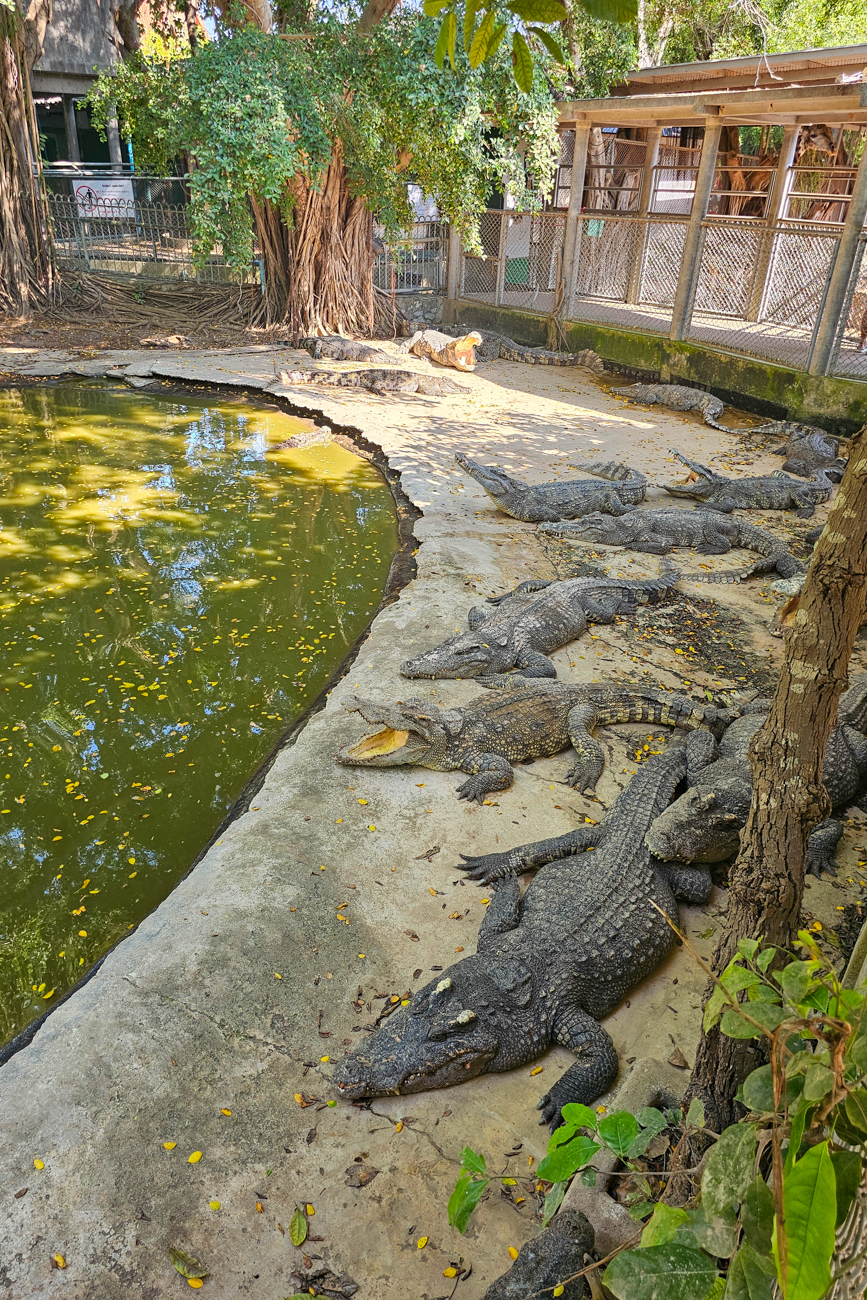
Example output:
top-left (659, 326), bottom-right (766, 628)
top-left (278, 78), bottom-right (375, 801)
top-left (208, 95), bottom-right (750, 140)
top-left (689, 425), bottom-right (867, 1129)
top-left (0, 0), bottom-right (53, 317)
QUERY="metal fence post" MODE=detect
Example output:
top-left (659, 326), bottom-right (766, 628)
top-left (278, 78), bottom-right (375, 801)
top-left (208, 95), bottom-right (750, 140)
top-left (669, 122), bottom-right (722, 342)
top-left (807, 144), bottom-right (867, 376)
top-left (494, 212), bottom-right (507, 307)
top-left (626, 126), bottom-right (661, 306)
top-left (446, 221), bottom-right (461, 302)
top-left (560, 123), bottom-right (591, 319)
top-left (745, 124), bottom-right (798, 322)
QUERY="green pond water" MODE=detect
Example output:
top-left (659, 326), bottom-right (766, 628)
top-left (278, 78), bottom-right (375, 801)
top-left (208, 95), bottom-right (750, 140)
top-left (0, 383), bottom-right (398, 1045)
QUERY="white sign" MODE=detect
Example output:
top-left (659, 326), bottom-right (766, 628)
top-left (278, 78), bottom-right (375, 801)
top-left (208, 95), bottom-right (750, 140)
top-left (74, 177), bottom-right (135, 218)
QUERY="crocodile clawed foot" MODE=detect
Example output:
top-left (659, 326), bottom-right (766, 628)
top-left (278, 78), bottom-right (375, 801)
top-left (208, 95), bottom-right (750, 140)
top-left (806, 855), bottom-right (838, 879)
top-left (456, 777), bottom-right (489, 804)
top-left (536, 1091), bottom-right (564, 1131)
top-left (457, 852), bottom-right (516, 884)
top-left (563, 767), bottom-right (598, 795)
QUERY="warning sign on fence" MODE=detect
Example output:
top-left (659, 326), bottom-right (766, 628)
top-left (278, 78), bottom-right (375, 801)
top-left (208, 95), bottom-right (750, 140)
top-left (74, 178), bottom-right (135, 218)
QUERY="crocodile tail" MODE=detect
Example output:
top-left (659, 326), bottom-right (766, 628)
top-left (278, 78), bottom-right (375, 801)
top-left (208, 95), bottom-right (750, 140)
top-left (678, 567), bottom-right (747, 584)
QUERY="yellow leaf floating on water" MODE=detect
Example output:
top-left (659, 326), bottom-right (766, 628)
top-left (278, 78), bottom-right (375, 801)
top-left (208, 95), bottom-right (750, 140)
top-left (417, 1236), bottom-right (428, 1250)
top-left (53, 1254), bottom-right (66, 1269)
top-left (163, 1142), bottom-right (176, 1150)
top-left (188, 1151), bottom-right (202, 1163)
top-left (508, 1246), bottom-right (519, 1260)
top-left (34, 1159), bottom-right (44, 1169)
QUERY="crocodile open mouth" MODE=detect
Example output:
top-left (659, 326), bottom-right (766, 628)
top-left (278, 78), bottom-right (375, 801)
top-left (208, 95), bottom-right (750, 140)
top-left (344, 727), bottom-right (411, 759)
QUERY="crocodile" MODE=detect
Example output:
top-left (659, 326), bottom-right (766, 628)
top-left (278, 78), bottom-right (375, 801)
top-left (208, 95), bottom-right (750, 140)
top-left (773, 430), bottom-right (847, 482)
top-left (299, 335), bottom-right (393, 364)
top-left (611, 382), bottom-right (730, 431)
top-left (456, 452), bottom-right (646, 522)
top-left (400, 571), bottom-right (681, 680)
top-left (335, 677), bottom-right (737, 798)
top-left (276, 366), bottom-right (465, 397)
top-left (401, 328), bottom-right (482, 370)
top-left (539, 507), bottom-right (805, 581)
top-left (444, 325), bottom-right (604, 371)
top-left (480, 1209), bottom-right (595, 1299)
top-left (646, 674), bottom-right (867, 876)
top-left (661, 450), bottom-right (835, 517)
top-left (332, 738), bottom-right (712, 1128)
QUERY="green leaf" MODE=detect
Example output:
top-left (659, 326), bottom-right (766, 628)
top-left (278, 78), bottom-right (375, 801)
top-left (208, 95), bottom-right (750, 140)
top-left (785, 1101), bottom-right (809, 1175)
top-left (720, 1003), bottom-right (786, 1039)
top-left (831, 1149), bottom-right (862, 1228)
top-left (725, 1242), bottom-right (776, 1300)
top-left (423, 0), bottom-right (451, 14)
top-left (529, 26), bottom-right (565, 62)
top-left (675, 1204), bottom-right (738, 1259)
top-left (756, 947), bottom-right (777, 973)
top-left (701, 1123), bottom-right (756, 1218)
top-left (737, 938), bottom-right (760, 961)
top-left (635, 1107), bottom-right (668, 1136)
top-left (459, 1146), bottom-right (486, 1176)
top-left (597, 1110), bottom-right (639, 1159)
top-left (685, 1098), bottom-right (705, 1129)
top-left (541, 1178), bottom-right (567, 1226)
top-left (434, 11), bottom-right (457, 70)
top-left (169, 1247), bottom-right (209, 1280)
top-left (469, 10), bottom-right (495, 68)
top-left (777, 961), bottom-right (812, 1006)
top-left (641, 1203), bottom-right (688, 1247)
top-left (511, 30), bottom-right (533, 93)
top-left (849, 1033), bottom-right (867, 1072)
top-left (627, 1200), bottom-right (657, 1221)
top-left (703, 984), bottom-right (728, 1033)
top-left (604, 1243), bottom-right (718, 1300)
top-left (741, 1176), bottom-right (774, 1254)
top-left (575, 0), bottom-right (637, 20)
top-left (289, 1207), bottom-right (308, 1247)
top-left (742, 1065), bottom-right (776, 1114)
top-left (447, 1173), bottom-right (489, 1234)
top-left (485, 20), bottom-right (507, 58)
top-left (536, 1135), bottom-right (600, 1183)
top-left (802, 1062), bottom-right (835, 1103)
top-left (845, 1086), bottom-right (867, 1133)
top-left (800, 984), bottom-right (829, 1014)
top-left (721, 965), bottom-right (761, 996)
top-left (462, 0), bottom-right (481, 51)
top-left (506, 0), bottom-right (567, 20)
top-left (773, 1141), bottom-right (836, 1300)
top-left (559, 1102), bottom-right (598, 1132)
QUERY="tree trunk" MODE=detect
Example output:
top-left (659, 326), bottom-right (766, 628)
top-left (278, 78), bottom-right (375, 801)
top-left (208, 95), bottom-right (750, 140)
top-left (689, 426), bottom-right (867, 1129)
top-left (251, 149), bottom-right (401, 338)
top-left (0, 0), bottom-right (53, 317)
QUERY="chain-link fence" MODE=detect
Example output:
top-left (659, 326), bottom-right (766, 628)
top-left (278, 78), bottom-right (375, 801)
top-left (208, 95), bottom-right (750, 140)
top-left (459, 210), bottom-right (566, 312)
top-left (372, 219), bottom-right (446, 295)
top-left (830, 234), bottom-right (867, 379)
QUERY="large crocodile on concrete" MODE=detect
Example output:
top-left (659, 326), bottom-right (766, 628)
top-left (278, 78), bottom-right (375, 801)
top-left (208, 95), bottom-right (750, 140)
top-left (646, 674), bottom-right (867, 876)
top-left (455, 452), bottom-right (646, 522)
top-left (299, 335), bottom-right (392, 364)
top-left (400, 571), bottom-right (681, 680)
top-left (332, 738), bottom-right (711, 1128)
top-left (539, 507), bottom-right (806, 581)
top-left (773, 430), bottom-right (847, 482)
top-left (611, 382), bottom-right (730, 430)
top-left (661, 450), bottom-right (835, 516)
top-left (336, 677), bottom-right (736, 798)
top-left (481, 1209), bottom-right (595, 1299)
top-left (444, 325), bottom-right (604, 371)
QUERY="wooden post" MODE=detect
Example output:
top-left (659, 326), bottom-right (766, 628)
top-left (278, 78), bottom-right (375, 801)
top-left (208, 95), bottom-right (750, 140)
top-left (559, 123), bottom-right (591, 320)
top-left (626, 126), bottom-right (662, 306)
top-left (446, 221), bottom-right (461, 303)
top-left (807, 143), bottom-right (867, 376)
top-left (669, 122), bottom-right (722, 342)
top-left (745, 124), bottom-right (798, 322)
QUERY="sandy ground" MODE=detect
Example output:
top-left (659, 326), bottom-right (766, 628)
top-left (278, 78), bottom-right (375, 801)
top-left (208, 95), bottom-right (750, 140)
top-left (0, 338), bottom-right (865, 1299)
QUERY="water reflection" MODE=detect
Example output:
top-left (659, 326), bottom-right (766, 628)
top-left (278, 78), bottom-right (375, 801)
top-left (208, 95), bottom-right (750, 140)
top-left (0, 384), bottom-right (397, 1043)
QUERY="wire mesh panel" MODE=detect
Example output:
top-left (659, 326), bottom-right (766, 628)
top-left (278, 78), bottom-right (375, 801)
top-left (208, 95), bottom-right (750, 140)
top-left (501, 212), bottom-right (565, 312)
top-left (574, 215), bottom-right (639, 300)
top-left (566, 215), bottom-right (678, 335)
top-left (651, 142), bottom-right (702, 215)
top-left (460, 210), bottom-right (504, 304)
top-left (639, 220), bottom-right (687, 307)
top-left (693, 221), bottom-right (764, 318)
top-left (760, 224), bottom-right (839, 330)
top-left (829, 235), bottom-right (867, 379)
top-left (373, 220), bottom-right (446, 294)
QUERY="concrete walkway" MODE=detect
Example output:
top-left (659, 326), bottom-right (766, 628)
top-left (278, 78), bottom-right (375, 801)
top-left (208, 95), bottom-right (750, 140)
top-left (0, 342), bottom-right (856, 1298)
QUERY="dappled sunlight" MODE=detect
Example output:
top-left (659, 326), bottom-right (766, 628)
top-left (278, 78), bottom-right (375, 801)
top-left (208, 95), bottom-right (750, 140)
top-left (0, 383), bottom-right (398, 1044)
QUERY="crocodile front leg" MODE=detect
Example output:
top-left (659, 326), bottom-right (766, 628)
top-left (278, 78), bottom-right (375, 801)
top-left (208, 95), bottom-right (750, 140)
top-left (487, 579), bottom-right (553, 607)
top-left (477, 877), bottom-right (521, 948)
top-left (698, 498), bottom-right (737, 513)
top-left (514, 649), bottom-right (558, 678)
top-left (537, 1004), bottom-right (619, 1128)
top-left (661, 863), bottom-right (713, 904)
top-left (563, 702), bottom-right (606, 793)
top-left (806, 818), bottom-right (843, 877)
top-left (456, 754), bottom-right (515, 803)
top-left (686, 729), bottom-right (718, 784)
top-left (467, 605), bottom-right (489, 630)
top-left (457, 824), bottom-right (600, 883)
top-left (794, 496), bottom-right (816, 519)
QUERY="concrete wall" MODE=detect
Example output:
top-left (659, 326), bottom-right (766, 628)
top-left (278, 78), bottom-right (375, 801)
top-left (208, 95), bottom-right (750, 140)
top-left (443, 298), bottom-right (867, 433)
top-left (32, 0), bottom-right (119, 95)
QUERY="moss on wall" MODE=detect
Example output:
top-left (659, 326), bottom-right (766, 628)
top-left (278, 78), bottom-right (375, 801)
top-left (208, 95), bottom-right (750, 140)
top-left (443, 300), bottom-right (867, 434)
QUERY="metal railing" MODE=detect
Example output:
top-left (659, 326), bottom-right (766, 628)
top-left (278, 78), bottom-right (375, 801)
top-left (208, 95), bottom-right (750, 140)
top-left (372, 219), bottom-right (446, 295)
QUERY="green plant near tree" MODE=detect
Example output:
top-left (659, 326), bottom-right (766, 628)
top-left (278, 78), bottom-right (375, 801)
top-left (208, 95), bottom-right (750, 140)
top-left (449, 931), bottom-right (867, 1299)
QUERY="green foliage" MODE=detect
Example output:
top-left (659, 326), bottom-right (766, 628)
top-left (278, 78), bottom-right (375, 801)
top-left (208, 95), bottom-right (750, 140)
top-left (605, 1242), bottom-right (719, 1300)
top-left (773, 1142), bottom-right (836, 1300)
top-left (87, 15), bottom-right (560, 268)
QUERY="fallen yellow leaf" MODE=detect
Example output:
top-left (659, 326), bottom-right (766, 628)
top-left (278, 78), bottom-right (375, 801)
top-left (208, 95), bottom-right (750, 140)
top-left (530, 1066), bottom-right (543, 1076)
top-left (256, 1202), bottom-right (263, 1213)
top-left (209, 1201), bottom-right (221, 1211)
top-left (187, 1281), bottom-right (204, 1290)
top-left (274, 972), bottom-right (282, 979)
top-left (508, 1246), bottom-right (519, 1260)
top-left (395, 1121), bottom-right (403, 1133)
top-left (188, 1151), bottom-right (203, 1164)
top-left (417, 1236), bottom-right (428, 1249)
top-left (163, 1142), bottom-right (177, 1150)
top-left (443, 1267), bottom-right (457, 1278)
top-left (220, 1108), bottom-right (231, 1116)
top-left (358, 798), bottom-right (368, 805)
top-left (367, 824), bottom-right (376, 832)
top-left (293, 1093), bottom-right (304, 1104)
top-left (320, 1055), bottom-right (330, 1062)
top-left (53, 1254), bottom-right (66, 1269)
top-left (306, 1204), bottom-right (315, 1216)
top-left (553, 1286), bottom-right (564, 1297)
top-left (34, 1159), bottom-right (44, 1169)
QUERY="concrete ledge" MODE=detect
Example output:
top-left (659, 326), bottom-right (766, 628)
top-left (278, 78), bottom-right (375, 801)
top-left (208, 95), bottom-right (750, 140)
top-left (442, 298), bottom-right (867, 433)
